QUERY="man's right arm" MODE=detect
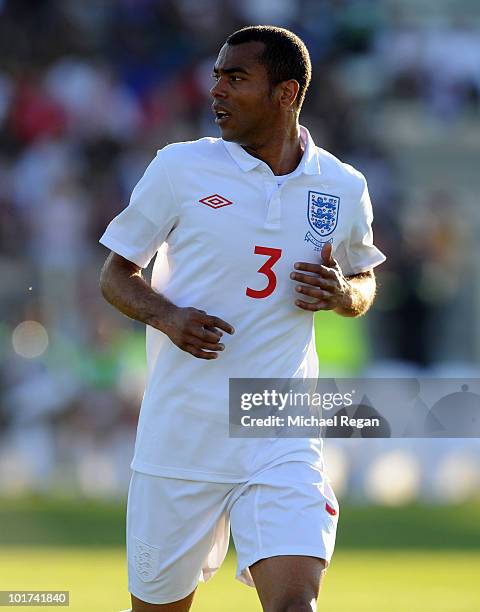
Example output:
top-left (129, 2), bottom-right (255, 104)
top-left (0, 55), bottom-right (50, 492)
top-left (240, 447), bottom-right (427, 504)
top-left (99, 252), bottom-right (234, 359)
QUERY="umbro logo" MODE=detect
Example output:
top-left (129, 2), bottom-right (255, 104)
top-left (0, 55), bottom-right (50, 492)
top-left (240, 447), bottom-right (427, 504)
top-left (198, 194), bottom-right (233, 209)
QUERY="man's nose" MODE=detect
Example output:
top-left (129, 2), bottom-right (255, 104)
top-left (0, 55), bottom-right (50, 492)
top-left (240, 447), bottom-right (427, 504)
top-left (210, 78), bottom-right (227, 99)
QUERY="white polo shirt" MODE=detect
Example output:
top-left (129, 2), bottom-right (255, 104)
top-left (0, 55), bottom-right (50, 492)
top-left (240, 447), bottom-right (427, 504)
top-left (99, 126), bottom-right (386, 482)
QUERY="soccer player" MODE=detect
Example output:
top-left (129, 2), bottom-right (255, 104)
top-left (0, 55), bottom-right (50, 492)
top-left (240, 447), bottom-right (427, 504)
top-left (100, 26), bottom-right (385, 612)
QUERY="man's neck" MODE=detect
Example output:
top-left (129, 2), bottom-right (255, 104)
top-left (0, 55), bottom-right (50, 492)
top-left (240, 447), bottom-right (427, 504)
top-left (241, 121), bottom-right (304, 176)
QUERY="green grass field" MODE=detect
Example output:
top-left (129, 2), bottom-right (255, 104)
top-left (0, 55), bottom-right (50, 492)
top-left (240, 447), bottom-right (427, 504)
top-left (0, 498), bottom-right (479, 611)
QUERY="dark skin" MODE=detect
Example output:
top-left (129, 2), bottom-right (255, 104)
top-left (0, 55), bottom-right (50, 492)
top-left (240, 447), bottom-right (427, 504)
top-left (100, 252), bottom-right (234, 360)
top-left (211, 41), bottom-right (304, 175)
top-left (292, 241), bottom-right (376, 316)
top-left (211, 40), bottom-right (375, 317)
top-left (101, 40), bottom-right (375, 612)
top-left (100, 42), bottom-right (375, 360)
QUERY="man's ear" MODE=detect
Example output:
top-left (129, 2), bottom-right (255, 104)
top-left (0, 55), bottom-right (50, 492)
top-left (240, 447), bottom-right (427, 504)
top-left (278, 79), bottom-right (300, 111)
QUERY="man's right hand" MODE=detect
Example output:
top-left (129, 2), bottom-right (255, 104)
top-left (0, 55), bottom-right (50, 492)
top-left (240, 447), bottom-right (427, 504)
top-left (161, 306), bottom-right (235, 360)
top-left (100, 252), bottom-right (234, 360)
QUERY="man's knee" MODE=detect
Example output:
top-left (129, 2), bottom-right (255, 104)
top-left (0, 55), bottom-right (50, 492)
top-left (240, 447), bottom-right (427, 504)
top-left (272, 595), bottom-right (317, 612)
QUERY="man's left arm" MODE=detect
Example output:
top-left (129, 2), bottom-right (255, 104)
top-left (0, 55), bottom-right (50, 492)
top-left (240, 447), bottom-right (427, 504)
top-left (290, 242), bottom-right (376, 317)
top-left (332, 270), bottom-right (376, 317)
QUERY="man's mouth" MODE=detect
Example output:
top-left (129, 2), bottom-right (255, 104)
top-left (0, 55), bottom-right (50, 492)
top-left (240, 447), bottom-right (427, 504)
top-left (214, 110), bottom-right (231, 125)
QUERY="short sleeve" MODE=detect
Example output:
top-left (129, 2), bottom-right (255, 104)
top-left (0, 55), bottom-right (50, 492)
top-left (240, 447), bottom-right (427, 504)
top-left (99, 150), bottom-right (179, 268)
top-left (339, 175), bottom-right (386, 276)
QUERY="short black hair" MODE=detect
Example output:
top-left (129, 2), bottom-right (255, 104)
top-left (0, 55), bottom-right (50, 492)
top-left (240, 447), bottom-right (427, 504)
top-left (226, 25), bottom-right (312, 111)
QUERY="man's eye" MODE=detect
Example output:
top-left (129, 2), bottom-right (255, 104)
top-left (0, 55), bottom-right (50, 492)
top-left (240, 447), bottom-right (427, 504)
top-left (211, 74), bottom-right (242, 82)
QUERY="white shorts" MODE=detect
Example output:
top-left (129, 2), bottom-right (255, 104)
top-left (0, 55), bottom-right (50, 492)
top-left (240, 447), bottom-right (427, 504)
top-left (126, 461), bottom-right (339, 605)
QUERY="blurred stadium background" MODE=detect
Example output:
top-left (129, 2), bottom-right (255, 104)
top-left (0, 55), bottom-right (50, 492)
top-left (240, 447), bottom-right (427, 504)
top-left (1, 0), bottom-right (479, 610)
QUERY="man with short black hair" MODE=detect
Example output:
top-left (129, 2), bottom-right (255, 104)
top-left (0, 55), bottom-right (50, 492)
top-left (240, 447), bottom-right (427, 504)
top-left (225, 25), bottom-right (312, 111)
top-left (100, 25), bottom-right (385, 612)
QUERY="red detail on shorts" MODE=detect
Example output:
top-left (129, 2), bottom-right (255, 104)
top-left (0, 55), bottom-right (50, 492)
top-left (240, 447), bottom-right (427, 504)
top-left (325, 502), bottom-right (337, 516)
top-left (198, 194), bottom-right (233, 209)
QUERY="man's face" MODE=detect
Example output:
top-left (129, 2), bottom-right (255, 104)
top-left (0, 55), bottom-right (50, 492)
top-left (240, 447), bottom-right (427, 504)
top-left (211, 42), bottom-right (277, 145)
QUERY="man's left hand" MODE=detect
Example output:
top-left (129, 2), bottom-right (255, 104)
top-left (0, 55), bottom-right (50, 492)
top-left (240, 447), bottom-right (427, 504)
top-left (290, 242), bottom-right (352, 312)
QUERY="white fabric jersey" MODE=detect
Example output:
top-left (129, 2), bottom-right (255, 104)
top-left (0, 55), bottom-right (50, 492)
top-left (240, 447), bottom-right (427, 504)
top-left (99, 126), bottom-right (386, 482)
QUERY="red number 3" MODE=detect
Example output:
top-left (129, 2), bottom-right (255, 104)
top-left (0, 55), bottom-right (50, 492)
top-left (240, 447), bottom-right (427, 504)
top-left (246, 246), bottom-right (282, 299)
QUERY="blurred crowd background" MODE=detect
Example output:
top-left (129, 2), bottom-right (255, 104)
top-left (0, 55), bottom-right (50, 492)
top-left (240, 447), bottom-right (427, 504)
top-left (1, 0), bottom-right (479, 504)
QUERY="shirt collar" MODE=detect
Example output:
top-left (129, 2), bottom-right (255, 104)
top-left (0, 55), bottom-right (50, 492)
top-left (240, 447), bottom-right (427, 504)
top-left (222, 125), bottom-right (321, 176)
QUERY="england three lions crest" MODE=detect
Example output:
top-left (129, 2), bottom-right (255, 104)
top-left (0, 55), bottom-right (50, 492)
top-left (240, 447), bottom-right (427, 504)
top-left (305, 191), bottom-right (340, 250)
top-left (307, 191), bottom-right (340, 236)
